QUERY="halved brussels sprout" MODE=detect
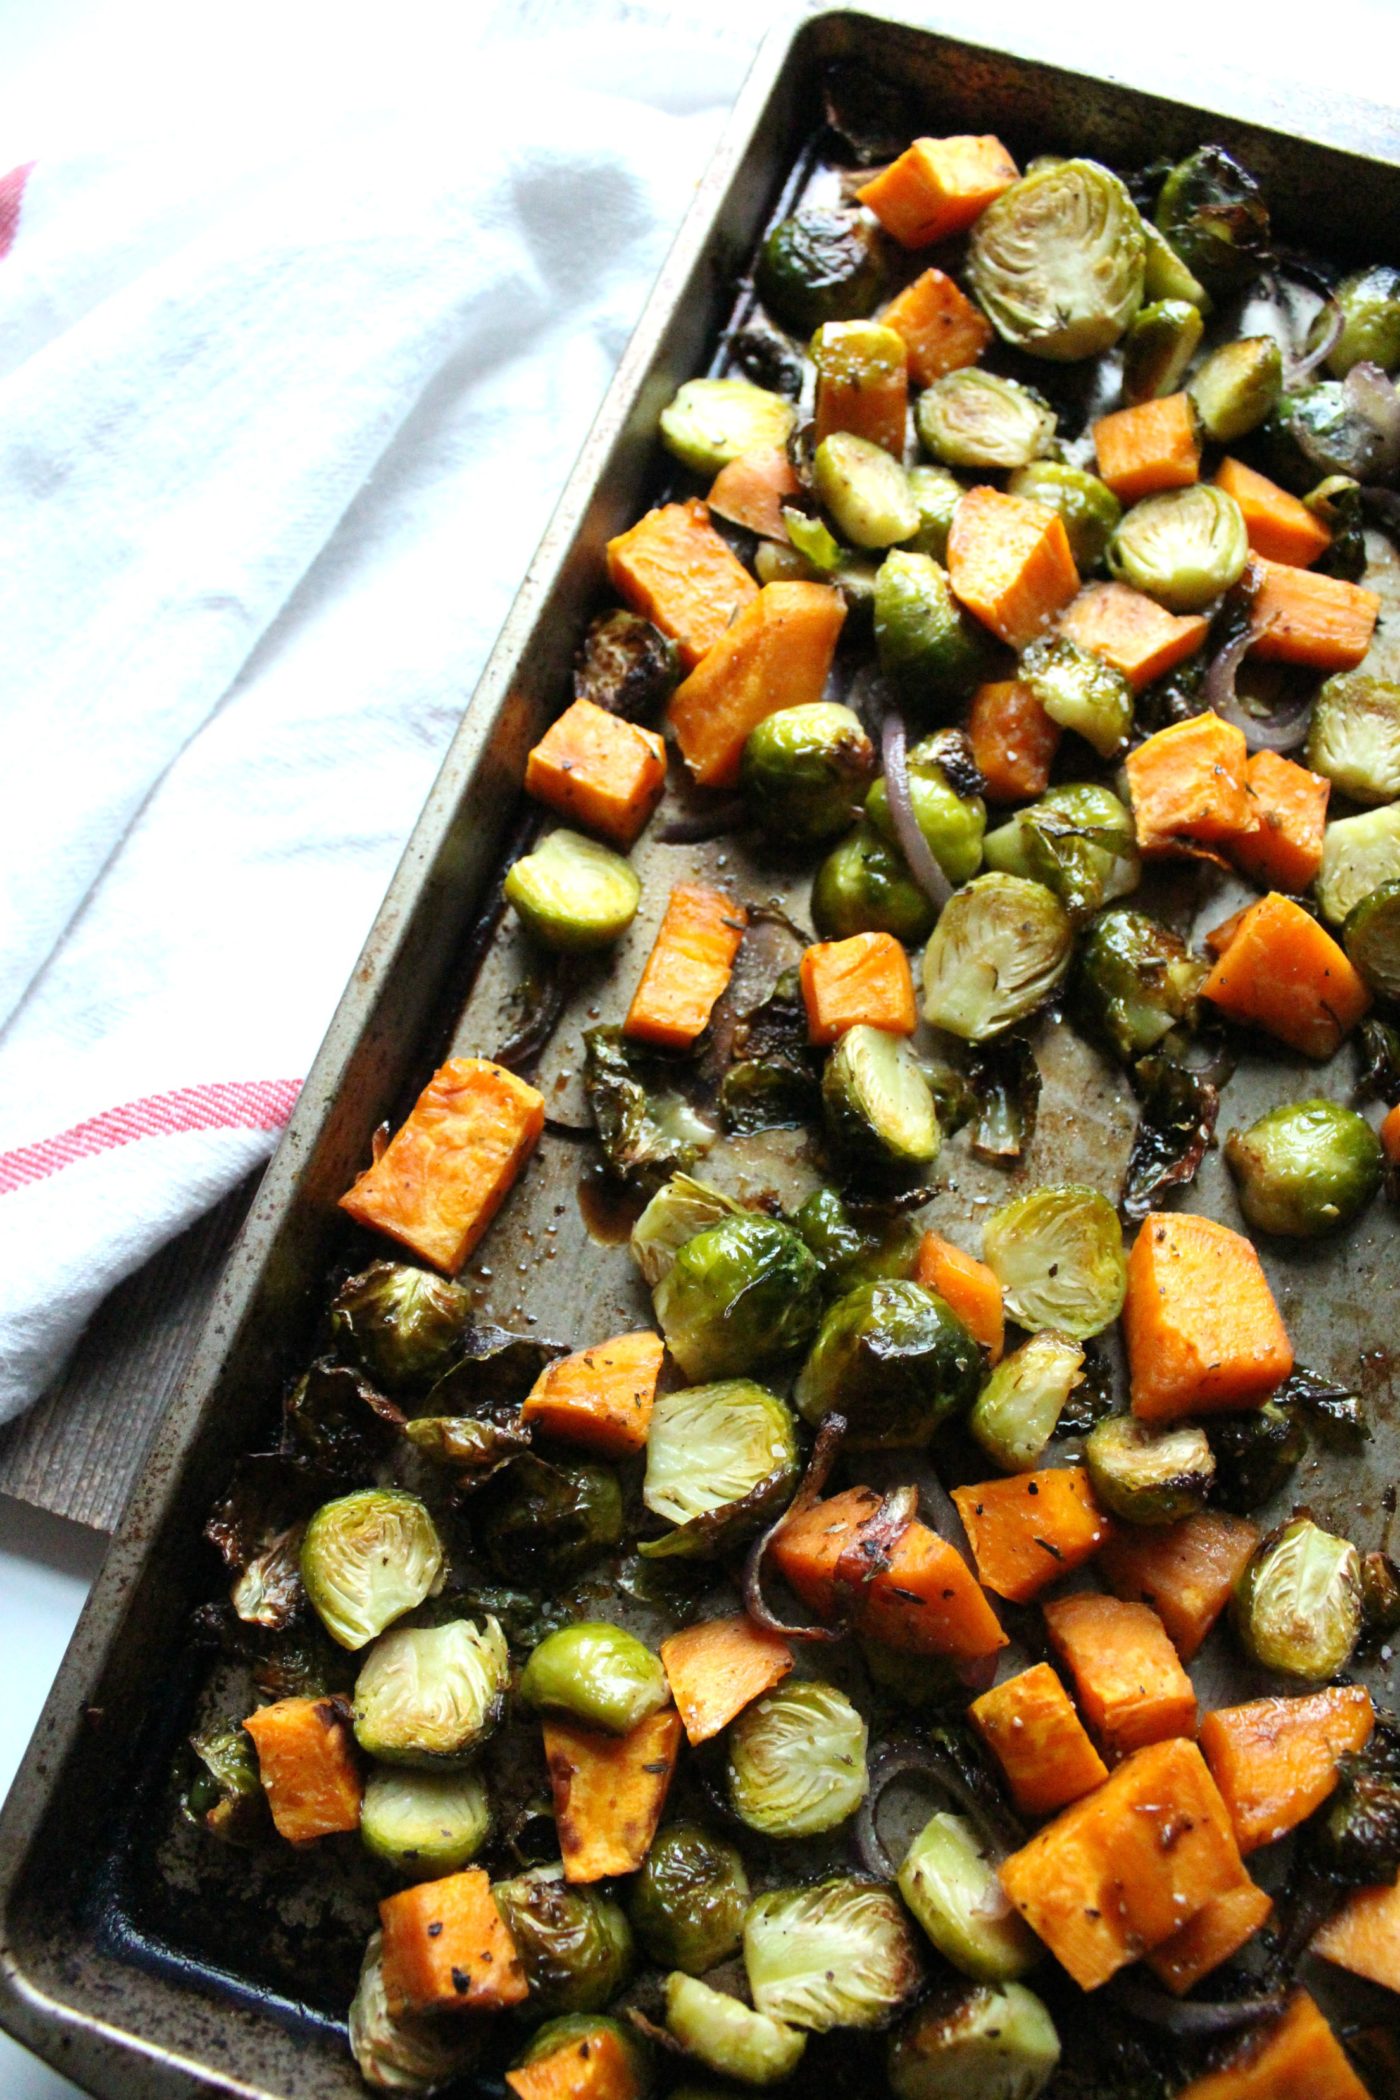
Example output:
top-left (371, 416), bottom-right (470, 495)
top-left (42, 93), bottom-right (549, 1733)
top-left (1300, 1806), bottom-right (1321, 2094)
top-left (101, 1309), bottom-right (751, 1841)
top-left (660, 378), bottom-right (796, 477)
top-left (970, 159), bottom-right (1146, 362)
top-left (812, 823), bottom-right (938, 944)
top-left (360, 1767), bottom-right (492, 1877)
top-left (300, 1491), bottom-right (444, 1652)
top-left (794, 1278), bottom-right (982, 1446)
top-left (921, 874), bottom-right (1073, 1042)
top-left (1306, 673), bottom-right (1400, 806)
top-left (1317, 804), bottom-right (1400, 926)
top-left (1155, 146), bottom-right (1269, 294)
top-left (492, 1866), bottom-right (634, 2017)
top-left (1020, 636), bottom-right (1134, 760)
top-left (1264, 382), bottom-right (1392, 492)
top-left (728, 1680), bottom-right (868, 1838)
top-left (575, 607), bottom-right (680, 721)
top-left (982, 1185), bottom-right (1126, 1340)
top-left (1325, 264), bottom-right (1400, 378)
top-left (665, 1973), bottom-right (806, 2087)
top-left (478, 1453), bottom-right (624, 1583)
top-left (1225, 1098), bottom-right (1382, 1238)
top-left (887, 1982), bottom-right (1060, 2100)
top-left (653, 1217), bottom-right (822, 1381)
top-left (905, 464), bottom-right (966, 563)
top-left (353, 1617), bottom-right (508, 1767)
top-left (504, 829), bottom-right (642, 951)
top-left (1073, 908), bottom-right (1206, 1062)
top-left (630, 1173), bottom-right (742, 1289)
top-left (1233, 1515), bottom-right (1363, 1680)
top-left (330, 1263), bottom-right (471, 1391)
top-left (782, 505), bottom-right (845, 575)
top-left (898, 1813), bottom-right (1037, 1984)
top-left (794, 1186), bottom-right (921, 1298)
top-left (875, 550), bottom-right (999, 709)
top-left (741, 702), bottom-right (876, 844)
top-left (510, 2019), bottom-right (651, 2100)
top-left (744, 1878), bottom-right (923, 2031)
top-left (983, 782), bottom-right (1139, 921)
top-left (1141, 217), bottom-right (1211, 311)
top-left (182, 1725), bottom-right (265, 1844)
top-left (629, 1822), bottom-right (751, 1974)
top-left (1007, 462), bottom-right (1122, 572)
top-left (1187, 336), bottom-right (1283, 443)
top-left (814, 432), bottom-right (919, 549)
top-left (1121, 298), bottom-right (1204, 406)
top-left (1346, 880), bottom-right (1400, 1003)
top-left (1207, 1399), bottom-right (1307, 1514)
top-left (642, 1379), bottom-right (799, 1554)
top-left (866, 729), bottom-right (988, 886)
top-left (518, 1622), bottom-right (669, 1735)
top-left (1084, 1415), bottom-right (1215, 1525)
top-left (1107, 485), bottom-right (1249, 613)
top-left (915, 371), bottom-right (1056, 471)
top-left (969, 1331), bottom-right (1085, 1473)
top-left (822, 1025), bottom-right (941, 1172)
top-left (348, 1930), bottom-right (482, 2092)
top-left (757, 207), bottom-right (887, 334)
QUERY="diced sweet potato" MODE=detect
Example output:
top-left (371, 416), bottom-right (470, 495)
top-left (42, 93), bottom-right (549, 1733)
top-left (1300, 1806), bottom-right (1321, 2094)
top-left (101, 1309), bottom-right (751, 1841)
top-left (1148, 1879), bottom-right (1273, 1995)
top-left (521, 1330), bottom-right (664, 1457)
top-left (1124, 1211), bottom-right (1293, 1422)
top-left (606, 499), bottom-right (757, 668)
top-left (856, 135), bottom-right (1018, 248)
top-left (242, 1697), bottom-right (362, 1844)
top-left (707, 445), bottom-right (800, 540)
top-left (1173, 1991), bottom-right (1370, 2100)
top-left (379, 1868), bottom-right (528, 2016)
top-left (1248, 555), bottom-right (1380, 671)
top-left (1199, 1686), bottom-right (1374, 1855)
top-left (967, 678), bottom-right (1062, 802)
top-left (667, 580), bottom-right (847, 788)
top-left (1044, 1593), bottom-right (1197, 1762)
top-left (545, 1709), bottom-right (681, 1882)
top-left (970, 1662), bottom-right (1108, 1817)
top-left (1124, 712), bottom-right (1251, 856)
top-left (524, 698), bottom-right (667, 849)
top-left (1200, 890), bottom-right (1370, 1059)
top-left (799, 931), bottom-right (917, 1045)
top-left (1098, 1512), bottom-right (1259, 1660)
top-left (660, 1614), bottom-right (794, 1744)
top-left (1230, 749), bottom-right (1330, 893)
top-left (951, 1468), bottom-right (1109, 1605)
top-left (947, 487), bottom-right (1080, 649)
top-left (506, 2023), bottom-right (646, 2100)
top-left (914, 1231), bottom-right (1004, 1362)
top-left (1092, 393), bottom-right (1200, 503)
top-left (1057, 580), bottom-right (1209, 690)
top-left (1312, 1876), bottom-right (1400, 1995)
top-left (1216, 457), bottom-right (1331, 568)
top-left (624, 884), bottom-right (747, 1050)
top-left (881, 267), bottom-right (994, 384)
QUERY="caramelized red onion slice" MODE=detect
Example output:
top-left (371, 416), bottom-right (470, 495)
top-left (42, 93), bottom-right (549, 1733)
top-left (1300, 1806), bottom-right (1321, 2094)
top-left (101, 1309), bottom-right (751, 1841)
top-left (882, 710), bottom-right (953, 910)
top-left (743, 1414), bottom-right (848, 1641)
top-left (854, 1736), bottom-right (1021, 1882)
top-left (1107, 1974), bottom-right (1287, 2039)
top-left (1205, 572), bottom-right (1311, 753)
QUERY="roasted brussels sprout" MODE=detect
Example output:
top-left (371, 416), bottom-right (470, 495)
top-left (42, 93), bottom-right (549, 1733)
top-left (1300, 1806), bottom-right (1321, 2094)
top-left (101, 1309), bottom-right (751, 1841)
top-left (629, 1822), bottom-right (751, 1974)
top-left (1233, 1515), bottom-right (1363, 1680)
top-left (793, 1186), bottom-right (921, 1298)
top-left (652, 1216), bottom-right (822, 1381)
top-left (1141, 216), bottom-right (1211, 310)
top-left (741, 702), bottom-right (876, 844)
top-left (510, 2019), bottom-right (652, 2100)
top-left (1307, 473), bottom-right (1368, 582)
top-left (822, 1025), bottom-right (941, 1172)
top-left (1073, 908), bottom-right (1205, 1062)
top-left (1225, 1099), bottom-right (1383, 1238)
top-left (1084, 1415), bottom-right (1215, 1525)
top-left (915, 371), bottom-right (1056, 471)
top-left (1121, 298), bottom-right (1204, 405)
top-left (1006, 462), bottom-right (1121, 571)
top-left (1108, 484), bottom-right (1249, 614)
top-left (1187, 336), bottom-right (1283, 443)
top-left (905, 464), bottom-right (966, 563)
top-left (1312, 1721), bottom-right (1400, 1884)
top-left (348, 1930), bottom-right (482, 2092)
top-left (1346, 880), bottom-right (1400, 1004)
top-left (519, 1622), bottom-right (669, 1735)
top-left (1307, 673), bottom-right (1400, 806)
top-left (757, 206), bottom-right (887, 334)
top-left (982, 1185), bottom-right (1126, 1341)
top-left (866, 729), bottom-right (988, 886)
top-left (584, 1028), bottom-right (713, 1187)
top-left (969, 1331), bottom-right (1085, 1473)
top-left (478, 1454), bottom-right (623, 1583)
top-left (966, 1033), bottom-right (1042, 1163)
top-left (897, 1811), bottom-right (1038, 1982)
top-left (1264, 381), bottom-right (1393, 492)
top-left (887, 1983), bottom-right (1060, 2100)
top-left (744, 1877), bottom-right (923, 2031)
top-left (181, 1725), bottom-right (265, 1843)
top-left (970, 159), bottom-right (1146, 361)
top-left (1020, 635), bottom-right (1134, 760)
top-left (983, 782), bottom-right (1139, 921)
top-left (1207, 1399), bottom-right (1306, 1513)
top-left (814, 432), bottom-right (919, 549)
top-left (721, 986), bottom-right (823, 1139)
top-left (642, 1380), bottom-right (799, 1555)
top-left (860, 1637), bottom-right (966, 1710)
top-left (728, 1680), bottom-right (868, 1838)
top-left (1155, 145), bottom-right (1269, 294)
top-left (492, 1865), bottom-right (635, 2017)
top-left (1317, 804), bottom-right (1400, 926)
top-left (353, 1617), bottom-right (508, 1767)
top-left (665, 1973), bottom-right (806, 2087)
top-left (794, 1278), bottom-right (982, 1446)
top-left (574, 608), bottom-right (680, 721)
top-left (921, 874), bottom-right (1073, 1041)
top-left (330, 1263), bottom-right (471, 1391)
top-left (505, 829), bottom-right (642, 951)
top-left (630, 1172), bottom-right (742, 1289)
top-left (875, 550), bottom-right (999, 711)
top-left (300, 1491), bottom-right (444, 1652)
top-left (1324, 264), bottom-right (1400, 378)
top-left (812, 823), bottom-right (938, 944)
top-left (660, 377), bottom-right (797, 476)
top-left (359, 1767), bottom-right (492, 1876)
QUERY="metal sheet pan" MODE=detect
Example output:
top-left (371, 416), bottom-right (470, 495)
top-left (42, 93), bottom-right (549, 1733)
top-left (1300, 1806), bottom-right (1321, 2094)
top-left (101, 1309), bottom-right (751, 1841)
top-left (3, 9), bottom-right (1400, 2095)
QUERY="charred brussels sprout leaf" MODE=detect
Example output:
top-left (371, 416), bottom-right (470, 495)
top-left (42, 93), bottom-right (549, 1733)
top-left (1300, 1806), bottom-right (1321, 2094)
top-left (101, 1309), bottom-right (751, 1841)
top-left (1361, 1554), bottom-right (1400, 1639)
top-left (401, 1414), bottom-right (529, 1485)
top-left (518, 1621), bottom-right (668, 1735)
top-left (744, 1877), bottom-right (923, 2031)
top-left (652, 1216), bottom-right (822, 1381)
top-left (795, 1277), bottom-right (981, 1446)
top-left (349, 1930), bottom-right (483, 2093)
top-left (505, 830), bottom-right (641, 952)
top-left (1355, 1016), bottom-right (1400, 1105)
top-left (630, 1172), bottom-right (744, 1290)
top-left (422, 1323), bottom-right (566, 1420)
top-left (1313, 1726), bottom-right (1400, 1886)
top-left (729, 323), bottom-right (805, 400)
top-left (1207, 1399), bottom-right (1306, 1513)
top-left (1324, 264), bottom-right (1400, 378)
top-left (300, 1490), bottom-right (443, 1652)
top-left (642, 1380), bottom-right (799, 1556)
top-left (1263, 382), bottom-right (1393, 492)
top-left (915, 371), bottom-right (1056, 471)
top-left (814, 431), bottom-right (919, 548)
top-left (665, 1973), bottom-right (806, 2086)
top-left (205, 1452), bottom-right (319, 1630)
top-left (757, 207), bottom-right (887, 335)
top-left (875, 551), bottom-right (1000, 713)
top-left (1307, 674), bottom-right (1400, 806)
top-left (1120, 1057), bottom-right (1219, 1222)
top-left (813, 822), bottom-right (938, 944)
top-left (966, 1034), bottom-right (1042, 1164)
top-left (823, 1024), bottom-right (941, 1173)
top-left (970, 1331), bottom-right (1085, 1473)
top-left (1121, 298), bottom-right (1204, 406)
top-left (728, 1681), bottom-right (868, 1839)
top-left (794, 1185), bottom-right (921, 1297)
top-left (574, 608), bottom-right (680, 721)
top-left (1107, 485), bottom-right (1250, 614)
top-left (660, 377), bottom-right (797, 477)
top-left (1277, 1364), bottom-right (1368, 1448)
top-left (1074, 910), bottom-right (1205, 1064)
top-left (866, 728), bottom-right (987, 887)
top-left (1187, 335), bottom-right (1283, 443)
top-left (1233, 1515), bottom-right (1363, 1680)
top-left (1085, 1415), bottom-right (1215, 1525)
top-left (922, 874), bottom-right (1073, 1043)
top-left (584, 1028), bottom-right (714, 1187)
top-left (1225, 1098), bottom-right (1382, 1238)
top-left (181, 1725), bottom-right (266, 1843)
top-left (331, 1263), bottom-right (471, 1391)
top-left (1318, 804), bottom-right (1400, 927)
top-left (477, 1454), bottom-right (623, 1583)
top-left (1020, 636), bottom-right (1134, 760)
top-left (1007, 462), bottom-right (1122, 571)
top-left (284, 1361), bottom-right (400, 1475)
top-left (898, 1811), bottom-right (1038, 1981)
top-left (1308, 475), bottom-right (1368, 583)
top-left (970, 159), bottom-right (1146, 362)
top-left (492, 1865), bottom-right (635, 2017)
top-left (721, 969), bottom-right (822, 1136)
top-left (821, 58), bottom-right (920, 165)
top-left (353, 1617), bottom-right (509, 1766)
top-left (360, 1767), bottom-right (492, 1877)
top-left (983, 782), bottom-right (1139, 921)
top-left (886, 1982), bottom-right (1060, 2100)
top-left (983, 1185), bottom-right (1126, 1341)
top-left (1154, 145), bottom-right (1269, 295)
top-left (630, 1822), bottom-right (751, 1974)
top-left (741, 701), bottom-right (876, 844)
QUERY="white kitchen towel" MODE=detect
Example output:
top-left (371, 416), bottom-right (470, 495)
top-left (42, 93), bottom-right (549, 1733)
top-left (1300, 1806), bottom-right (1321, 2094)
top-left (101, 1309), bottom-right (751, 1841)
top-left (0, 2), bottom-right (757, 1421)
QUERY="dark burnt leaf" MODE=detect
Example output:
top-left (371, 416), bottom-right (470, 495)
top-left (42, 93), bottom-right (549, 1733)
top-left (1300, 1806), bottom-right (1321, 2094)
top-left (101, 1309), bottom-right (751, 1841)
top-left (403, 1414), bottom-right (532, 1487)
top-left (423, 1326), bottom-right (568, 1423)
top-left (190, 1599), bottom-right (356, 1702)
top-left (456, 1582), bottom-right (575, 1651)
top-left (494, 955), bottom-right (576, 1078)
top-left (583, 1026), bottom-right (716, 1183)
top-left (728, 323), bottom-right (804, 400)
top-left (967, 1034), bottom-right (1041, 1164)
top-left (1206, 1399), bottom-right (1306, 1513)
top-left (820, 58), bottom-right (920, 165)
top-left (720, 968), bottom-right (822, 1135)
top-left (1274, 1364), bottom-right (1368, 1447)
top-left (1121, 1057), bottom-right (1219, 1221)
top-left (180, 1724), bottom-right (267, 1845)
top-left (1309, 1716), bottom-right (1400, 1885)
top-left (1353, 1017), bottom-right (1400, 1107)
top-left (1126, 155), bottom-right (1178, 213)
top-left (205, 1452), bottom-right (327, 1630)
top-left (329, 1260), bottom-right (472, 1390)
top-left (573, 608), bottom-right (680, 722)
top-left (476, 1453), bottom-right (624, 1584)
top-left (1057, 1340), bottom-right (1118, 1435)
top-left (282, 1360), bottom-right (402, 1474)
top-left (928, 727), bottom-right (986, 804)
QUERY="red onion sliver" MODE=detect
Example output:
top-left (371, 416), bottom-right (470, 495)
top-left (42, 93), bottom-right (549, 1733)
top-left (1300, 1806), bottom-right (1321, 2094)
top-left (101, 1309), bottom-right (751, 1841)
top-left (881, 711), bottom-right (953, 910)
top-left (1107, 1974), bottom-right (1287, 2039)
top-left (743, 1414), bottom-right (848, 1642)
top-left (1283, 288), bottom-right (1343, 389)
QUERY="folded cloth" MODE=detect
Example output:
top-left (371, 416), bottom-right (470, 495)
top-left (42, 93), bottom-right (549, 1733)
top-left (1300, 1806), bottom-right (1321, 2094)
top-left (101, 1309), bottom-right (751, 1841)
top-left (0, 10), bottom-right (747, 1421)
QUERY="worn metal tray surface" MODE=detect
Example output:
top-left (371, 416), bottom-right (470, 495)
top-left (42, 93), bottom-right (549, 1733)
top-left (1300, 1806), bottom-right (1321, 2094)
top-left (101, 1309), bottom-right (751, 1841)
top-left (5, 10), bottom-right (1400, 2097)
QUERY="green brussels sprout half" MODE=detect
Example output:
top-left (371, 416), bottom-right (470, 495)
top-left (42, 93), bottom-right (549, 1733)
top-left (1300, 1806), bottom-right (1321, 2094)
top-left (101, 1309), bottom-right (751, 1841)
top-left (898, 1811), bottom-right (1038, 1982)
top-left (574, 607), bottom-right (680, 721)
top-left (1324, 264), bottom-right (1400, 378)
top-left (1306, 673), bottom-right (1400, 807)
top-left (822, 1025), bottom-right (941, 1173)
top-left (727, 1680), bottom-right (868, 1838)
top-left (794, 1277), bottom-right (982, 1446)
top-left (181, 1725), bottom-right (265, 1843)
top-left (814, 432), bottom-right (919, 549)
top-left (492, 1865), bottom-right (635, 2017)
top-left (781, 504), bottom-right (845, 575)
top-left (915, 371), bottom-right (1056, 471)
top-left (1020, 635), bottom-right (1134, 760)
top-left (1073, 908), bottom-right (1206, 1063)
top-left (757, 207), bottom-right (887, 334)
top-left (1346, 879), bottom-right (1400, 1004)
top-left (874, 550), bottom-right (1000, 712)
top-left (652, 1216), bottom-right (822, 1382)
top-left (348, 1930), bottom-right (483, 2093)
top-left (1233, 1515), bottom-right (1363, 1680)
top-left (659, 377), bottom-right (797, 477)
top-left (664, 1973), bottom-right (806, 2087)
top-left (886, 1982), bottom-right (1061, 2100)
top-left (352, 1617), bottom-right (508, 1767)
top-left (969, 1331), bottom-right (1085, 1474)
top-left (1121, 298), bottom-right (1205, 405)
top-left (921, 874), bottom-right (1073, 1042)
top-left (1318, 804), bottom-right (1400, 926)
top-left (793, 1186), bottom-right (921, 1298)
top-left (1263, 382), bottom-right (1392, 492)
top-left (744, 1877), bottom-right (923, 2031)
top-left (1141, 217), bottom-right (1212, 310)
top-left (478, 1454), bottom-right (624, 1583)
top-left (812, 824), bottom-right (938, 944)
top-left (1187, 336), bottom-right (1283, 443)
top-left (866, 730), bottom-right (987, 887)
top-left (1084, 1415), bottom-right (1215, 1525)
top-left (1225, 1098), bottom-right (1383, 1239)
top-left (642, 1380), bottom-right (799, 1555)
top-left (510, 2017), bottom-right (652, 2094)
top-left (1007, 463), bottom-right (1122, 572)
top-left (1207, 1399), bottom-right (1307, 1514)
top-left (1107, 485), bottom-right (1249, 614)
top-left (629, 1822), bottom-right (751, 1973)
top-left (982, 1185), bottom-right (1126, 1341)
top-left (518, 1622), bottom-right (669, 1736)
top-left (970, 159), bottom-right (1146, 361)
top-left (504, 829), bottom-right (642, 952)
top-left (630, 1172), bottom-right (743, 1289)
top-left (330, 1263), bottom-right (471, 1391)
top-left (359, 1767), bottom-right (492, 1877)
top-left (1155, 145), bottom-right (1269, 295)
top-left (740, 702), bottom-right (876, 844)
top-left (905, 464), bottom-right (966, 562)
top-left (300, 1490), bottom-right (444, 1653)
top-left (983, 782), bottom-right (1140, 921)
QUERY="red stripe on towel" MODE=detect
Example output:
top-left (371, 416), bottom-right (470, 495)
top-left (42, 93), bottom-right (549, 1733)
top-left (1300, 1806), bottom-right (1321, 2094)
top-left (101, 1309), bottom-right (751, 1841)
top-left (0, 162), bottom-right (35, 261)
top-left (0, 1079), bottom-right (302, 1194)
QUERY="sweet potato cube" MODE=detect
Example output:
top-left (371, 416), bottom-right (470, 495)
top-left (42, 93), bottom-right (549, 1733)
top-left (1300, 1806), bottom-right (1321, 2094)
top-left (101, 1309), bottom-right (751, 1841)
top-left (667, 580), bottom-right (847, 788)
top-left (339, 1057), bottom-right (545, 1276)
top-left (1230, 748), bottom-right (1330, 893)
top-left (881, 267), bottom-right (994, 384)
top-left (970, 1662), bottom-right (1108, 1817)
top-left (1216, 457), bottom-right (1331, 568)
top-left (799, 931), bottom-right (917, 1045)
top-left (1124, 1211), bottom-right (1294, 1422)
top-left (856, 135), bottom-right (1018, 248)
top-left (707, 445), bottom-right (800, 540)
top-left (1058, 581), bottom-right (1209, 690)
top-left (947, 487), bottom-right (1079, 649)
top-left (1092, 393), bottom-right (1200, 503)
top-left (521, 1330), bottom-right (664, 1457)
top-left (1099, 1512), bottom-right (1259, 1660)
top-left (544, 1709), bottom-right (681, 1882)
top-left (607, 499), bottom-right (757, 668)
top-left (1248, 555), bottom-right (1380, 671)
top-left (951, 1467), bottom-right (1110, 1605)
top-left (242, 1697), bottom-right (362, 1844)
top-left (524, 698), bottom-right (667, 849)
top-left (1124, 712), bottom-right (1251, 856)
top-left (967, 678), bottom-right (1062, 802)
top-left (507, 2023), bottom-right (647, 2100)
top-left (1200, 890), bottom-right (1370, 1058)
top-left (1173, 1991), bottom-right (1370, 2100)
top-left (915, 1232), bottom-right (1004, 1362)
top-left (661, 1614), bottom-right (794, 1744)
top-left (1044, 1593), bottom-right (1197, 1761)
top-left (624, 884), bottom-right (746, 1050)
top-left (1313, 1877), bottom-right (1400, 1995)
top-left (1148, 1879), bottom-right (1273, 1995)
top-left (379, 1868), bottom-right (527, 2015)
top-left (1199, 1686), bottom-right (1374, 1855)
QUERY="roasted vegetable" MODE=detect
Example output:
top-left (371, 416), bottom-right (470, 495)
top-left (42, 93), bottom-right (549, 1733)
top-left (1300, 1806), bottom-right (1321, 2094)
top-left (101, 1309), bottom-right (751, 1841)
top-left (915, 370), bottom-right (1055, 470)
top-left (574, 607), bottom-right (681, 721)
top-left (353, 1618), bottom-right (508, 1766)
top-left (1006, 461), bottom-right (1121, 571)
top-left (642, 1380), bottom-right (799, 1555)
top-left (505, 829), bottom-right (641, 951)
top-left (921, 874), bottom-right (1073, 1041)
top-left (1154, 145), bottom-right (1269, 293)
top-left (822, 1024), bottom-right (940, 1172)
top-left (740, 701), bottom-right (875, 844)
top-left (722, 969), bottom-right (822, 1137)
top-left (1307, 673), bottom-right (1400, 806)
top-left (300, 1491), bottom-right (443, 1652)
top-left (744, 1877), bottom-right (922, 2030)
top-left (1187, 336), bottom-right (1283, 442)
top-left (905, 463), bottom-right (966, 562)
top-left (794, 1277), bottom-right (982, 1445)
top-left (629, 1822), bottom-right (751, 1973)
top-left (181, 1725), bottom-right (265, 1844)
top-left (348, 1930), bottom-right (482, 2092)
top-left (630, 1173), bottom-right (741, 1288)
top-left (874, 550), bottom-right (998, 710)
top-left (1347, 879), bottom-right (1400, 1003)
top-left (757, 206), bottom-right (887, 333)
top-left (664, 1973), bottom-right (805, 2086)
top-left (330, 1264), bottom-right (471, 1391)
top-left (660, 378), bottom-right (796, 476)
top-left (1312, 1717), bottom-right (1400, 1885)
top-left (1074, 909), bottom-right (1204, 1062)
top-left (507, 2016), bottom-right (650, 2100)
top-left (1225, 1099), bottom-right (1383, 1238)
top-left (544, 1708), bottom-right (681, 1883)
top-left (982, 1185), bottom-right (1126, 1340)
top-left (1107, 484), bottom-right (1249, 613)
top-left (886, 1983), bottom-right (1060, 2100)
top-left (651, 1216), bottom-right (821, 1383)
top-left (1317, 803), bottom-right (1400, 927)
top-left (583, 1029), bottom-right (713, 1188)
top-left (360, 1767), bottom-right (492, 1877)
top-left (813, 432), bottom-right (919, 548)
top-left (970, 158), bottom-right (1146, 360)
top-left (1019, 635), bottom-right (1134, 760)
top-left (1207, 1399), bottom-right (1307, 1513)
top-left (954, 1467), bottom-right (1110, 1605)
top-left (1233, 1515), bottom-right (1363, 1680)
top-left (983, 782), bottom-right (1139, 920)
top-left (492, 1865), bottom-right (635, 2017)
top-left (1121, 1057), bottom-right (1219, 1219)
top-left (1324, 262), bottom-right (1400, 376)
top-left (1084, 1415), bottom-right (1215, 1526)
top-left (946, 485), bottom-right (1080, 649)
top-left (795, 1186), bottom-right (921, 1298)
top-left (660, 1615), bottom-right (793, 1746)
top-left (866, 728), bottom-right (988, 885)
top-left (727, 1679), bottom-right (868, 1838)
top-left (812, 823), bottom-right (938, 944)
top-left (1122, 297), bottom-right (1204, 405)
top-left (478, 1454), bottom-right (624, 1583)
top-left (897, 1811), bottom-right (1038, 1981)
top-left (1124, 1209), bottom-right (1294, 1422)
top-left (969, 1664), bottom-right (1107, 1818)
top-left (969, 1331), bottom-right (1085, 1472)
top-left (519, 1623), bottom-right (669, 1736)
top-left (1264, 380), bottom-right (1394, 491)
